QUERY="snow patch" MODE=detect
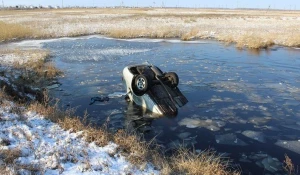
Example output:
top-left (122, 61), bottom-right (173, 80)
top-left (0, 102), bottom-right (159, 175)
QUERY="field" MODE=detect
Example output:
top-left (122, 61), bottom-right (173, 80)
top-left (1, 8), bottom-right (299, 174)
top-left (1, 8), bottom-right (300, 48)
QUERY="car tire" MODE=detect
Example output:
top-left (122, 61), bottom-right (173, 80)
top-left (165, 72), bottom-right (179, 88)
top-left (134, 74), bottom-right (150, 95)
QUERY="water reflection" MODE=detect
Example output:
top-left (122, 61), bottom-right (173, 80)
top-left (235, 47), bottom-right (276, 56)
top-left (125, 101), bottom-right (177, 133)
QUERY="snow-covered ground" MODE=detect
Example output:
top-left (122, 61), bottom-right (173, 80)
top-left (0, 100), bottom-right (159, 174)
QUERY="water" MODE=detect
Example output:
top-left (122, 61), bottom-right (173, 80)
top-left (43, 36), bottom-right (300, 174)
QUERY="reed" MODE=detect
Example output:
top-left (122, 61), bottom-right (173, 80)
top-left (0, 21), bottom-right (33, 41)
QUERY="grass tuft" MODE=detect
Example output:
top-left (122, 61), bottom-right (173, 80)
top-left (283, 154), bottom-right (298, 175)
top-left (181, 27), bottom-right (199, 41)
top-left (113, 129), bottom-right (149, 165)
top-left (236, 34), bottom-right (275, 49)
top-left (285, 34), bottom-right (300, 47)
top-left (0, 148), bottom-right (21, 164)
top-left (171, 148), bottom-right (240, 175)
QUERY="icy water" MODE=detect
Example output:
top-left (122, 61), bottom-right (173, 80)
top-left (43, 36), bottom-right (300, 174)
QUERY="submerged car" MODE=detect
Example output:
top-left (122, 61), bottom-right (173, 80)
top-left (122, 64), bottom-right (188, 116)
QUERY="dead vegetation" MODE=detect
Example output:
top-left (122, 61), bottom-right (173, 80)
top-left (0, 148), bottom-right (21, 164)
top-left (0, 21), bottom-right (33, 41)
top-left (1, 49), bottom-right (62, 79)
top-left (0, 146), bottom-right (40, 175)
top-left (283, 154), bottom-right (299, 175)
top-left (1, 8), bottom-right (300, 49)
top-left (171, 148), bottom-right (240, 175)
top-left (0, 48), bottom-right (62, 101)
top-left (234, 34), bottom-right (275, 49)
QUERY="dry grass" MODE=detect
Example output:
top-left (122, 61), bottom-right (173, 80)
top-left (285, 34), bottom-right (300, 47)
top-left (113, 129), bottom-right (149, 165)
top-left (0, 166), bottom-right (11, 175)
top-left (107, 26), bottom-right (182, 39)
top-left (0, 21), bottom-right (33, 41)
top-left (0, 48), bottom-right (62, 93)
top-left (1, 8), bottom-right (300, 49)
top-left (181, 27), bottom-right (200, 41)
top-left (0, 87), bottom-right (9, 100)
top-left (0, 48), bottom-right (62, 102)
top-left (0, 148), bottom-right (21, 164)
top-left (283, 154), bottom-right (298, 175)
top-left (6, 49), bottom-right (62, 79)
top-left (171, 148), bottom-right (240, 175)
top-left (235, 33), bottom-right (275, 49)
top-left (28, 92), bottom-right (112, 147)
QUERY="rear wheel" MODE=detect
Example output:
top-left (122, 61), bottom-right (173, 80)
top-left (134, 74), bottom-right (150, 95)
top-left (165, 72), bottom-right (179, 88)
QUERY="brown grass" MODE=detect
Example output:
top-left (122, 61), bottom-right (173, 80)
top-left (113, 129), bottom-right (149, 165)
top-left (283, 154), bottom-right (298, 175)
top-left (285, 34), bottom-right (300, 47)
top-left (171, 148), bottom-right (240, 175)
top-left (235, 34), bottom-right (275, 49)
top-left (107, 26), bottom-right (182, 39)
top-left (0, 166), bottom-right (11, 175)
top-left (2, 8), bottom-right (299, 49)
top-left (0, 49), bottom-right (61, 102)
top-left (0, 21), bottom-right (33, 41)
top-left (8, 49), bottom-right (62, 79)
top-left (0, 148), bottom-right (21, 164)
top-left (0, 49), bottom-right (62, 92)
top-left (181, 27), bottom-right (200, 41)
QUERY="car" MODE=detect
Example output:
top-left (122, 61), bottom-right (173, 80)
top-left (122, 64), bottom-right (188, 116)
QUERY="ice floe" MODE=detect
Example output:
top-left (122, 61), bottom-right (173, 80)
top-left (275, 140), bottom-right (300, 155)
top-left (242, 130), bottom-right (266, 143)
top-left (215, 133), bottom-right (247, 146)
top-left (108, 92), bottom-right (127, 98)
top-left (281, 124), bottom-right (300, 131)
top-left (256, 156), bottom-right (282, 173)
top-left (248, 116), bottom-right (271, 125)
top-left (178, 117), bottom-right (226, 131)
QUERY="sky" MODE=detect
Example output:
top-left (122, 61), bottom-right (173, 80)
top-left (2, 0), bottom-right (300, 10)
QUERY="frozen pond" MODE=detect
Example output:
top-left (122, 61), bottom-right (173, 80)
top-left (42, 36), bottom-right (300, 174)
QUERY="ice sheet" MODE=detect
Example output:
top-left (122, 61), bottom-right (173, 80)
top-left (242, 130), bottom-right (266, 143)
top-left (178, 117), bottom-right (226, 131)
top-left (275, 140), bottom-right (300, 155)
top-left (215, 133), bottom-right (248, 146)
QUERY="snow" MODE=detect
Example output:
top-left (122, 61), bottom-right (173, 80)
top-left (0, 101), bottom-right (159, 175)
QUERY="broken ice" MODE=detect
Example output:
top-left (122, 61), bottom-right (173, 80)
top-left (275, 140), bottom-right (300, 155)
top-left (242, 130), bottom-right (265, 143)
top-left (178, 117), bottom-right (226, 131)
top-left (215, 133), bottom-right (247, 146)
